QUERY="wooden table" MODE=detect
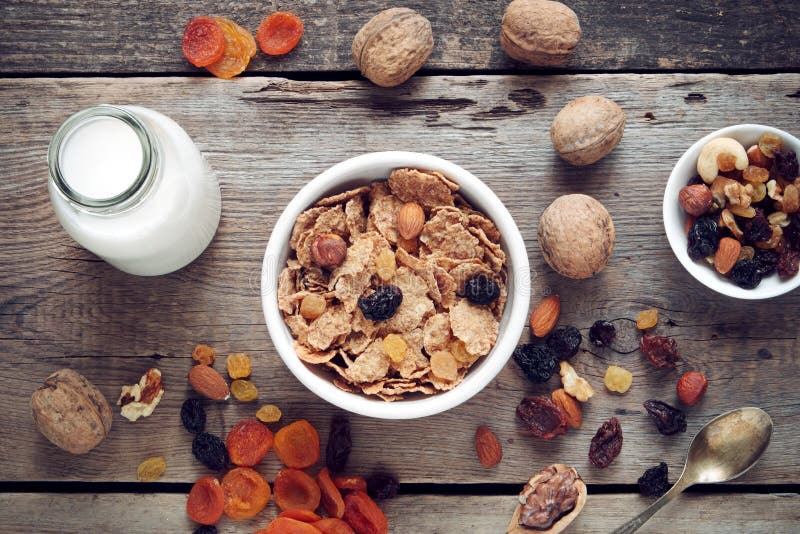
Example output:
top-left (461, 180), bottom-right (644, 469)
top-left (1, 1), bottom-right (799, 532)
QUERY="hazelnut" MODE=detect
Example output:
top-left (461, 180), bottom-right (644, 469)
top-left (311, 233), bottom-right (347, 267)
top-left (538, 194), bottom-right (615, 279)
top-left (500, 0), bottom-right (581, 66)
top-left (352, 8), bottom-right (434, 87)
top-left (678, 184), bottom-right (713, 216)
top-left (550, 96), bottom-right (626, 166)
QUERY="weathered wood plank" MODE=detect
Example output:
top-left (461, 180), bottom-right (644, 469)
top-left (1, 1), bottom-right (799, 74)
top-left (0, 74), bottom-right (799, 485)
top-left (0, 492), bottom-right (797, 533)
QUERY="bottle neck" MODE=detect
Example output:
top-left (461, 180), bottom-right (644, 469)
top-left (48, 104), bottom-right (157, 213)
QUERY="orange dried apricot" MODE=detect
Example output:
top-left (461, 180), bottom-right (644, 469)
top-left (314, 518), bottom-right (356, 534)
top-left (259, 517), bottom-right (323, 534)
top-left (206, 17), bottom-right (257, 79)
top-left (192, 343), bottom-right (216, 365)
top-left (274, 419), bottom-right (320, 468)
top-left (317, 467), bottom-right (345, 518)
top-left (280, 509), bottom-right (323, 522)
top-left (257, 12), bottom-right (304, 56)
top-left (342, 491), bottom-right (388, 534)
top-left (333, 476), bottom-right (367, 494)
top-left (274, 468), bottom-right (322, 512)
top-left (226, 418), bottom-right (274, 467)
top-left (186, 476), bottom-right (224, 525)
top-left (221, 467), bottom-right (271, 520)
top-left (182, 17), bottom-right (226, 67)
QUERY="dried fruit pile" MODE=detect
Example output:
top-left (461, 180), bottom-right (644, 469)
top-left (279, 168), bottom-right (507, 400)
top-left (680, 132), bottom-right (800, 288)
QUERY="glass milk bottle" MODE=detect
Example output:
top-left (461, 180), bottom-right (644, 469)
top-left (47, 104), bottom-right (221, 276)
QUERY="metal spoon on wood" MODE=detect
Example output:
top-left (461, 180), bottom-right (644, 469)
top-left (612, 407), bottom-right (773, 534)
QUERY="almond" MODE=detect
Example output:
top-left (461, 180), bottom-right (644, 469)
top-left (529, 294), bottom-right (560, 337)
top-left (474, 425), bottom-right (503, 468)
top-left (551, 388), bottom-right (582, 428)
top-left (188, 364), bottom-right (230, 401)
top-left (714, 237), bottom-right (741, 275)
top-left (397, 202), bottom-right (425, 240)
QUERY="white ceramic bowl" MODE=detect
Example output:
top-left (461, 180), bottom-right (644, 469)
top-left (262, 152), bottom-right (530, 419)
top-left (664, 124), bottom-right (800, 300)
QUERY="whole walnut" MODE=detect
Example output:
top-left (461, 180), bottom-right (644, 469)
top-left (550, 96), bottom-right (626, 166)
top-left (352, 8), bottom-right (434, 87)
top-left (500, 0), bottom-right (581, 66)
top-left (31, 368), bottom-right (112, 454)
top-left (538, 194), bottom-right (615, 279)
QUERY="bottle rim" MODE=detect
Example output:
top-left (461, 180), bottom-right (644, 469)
top-left (47, 104), bottom-right (155, 209)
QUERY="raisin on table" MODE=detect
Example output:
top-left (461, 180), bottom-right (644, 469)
top-left (588, 417), bottom-right (623, 468)
top-left (589, 320), bottom-right (616, 347)
top-left (513, 344), bottom-right (557, 383)
top-left (640, 334), bottom-right (680, 368)
top-left (517, 396), bottom-right (567, 440)
top-left (181, 398), bottom-right (206, 434)
top-left (193, 527), bottom-right (218, 534)
top-left (192, 432), bottom-right (229, 471)
top-left (545, 326), bottom-right (582, 360)
top-left (464, 273), bottom-right (501, 305)
top-left (638, 463), bottom-right (670, 497)
top-left (644, 400), bottom-right (687, 435)
top-left (687, 216), bottom-right (720, 260)
top-left (358, 285), bottom-right (403, 321)
top-left (367, 473), bottom-right (399, 500)
top-left (326, 415), bottom-right (352, 472)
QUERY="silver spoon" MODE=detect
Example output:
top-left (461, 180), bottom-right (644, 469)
top-left (612, 407), bottom-right (773, 534)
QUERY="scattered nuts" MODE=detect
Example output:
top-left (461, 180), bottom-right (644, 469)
top-left (500, 0), bottom-right (581, 66)
top-left (766, 179), bottom-right (782, 201)
top-left (188, 364), bottom-right (230, 401)
top-left (677, 370), bottom-right (708, 406)
top-left (678, 184), bottom-right (713, 216)
top-left (767, 211), bottom-right (789, 227)
top-left (117, 368), bottom-right (164, 422)
top-left (710, 176), bottom-right (739, 208)
top-left (397, 202), bottom-right (425, 240)
top-left (720, 209), bottom-right (744, 240)
top-left (696, 137), bottom-right (748, 184)
top-left (529, 294), bottom-right (560, 337)
top-left (507, 464), bottom-right (586, 534)
top-left (729, 205), bottom-right (756, 218)
top-left (311, 233), bottom-right (347, 268)
top-left (538, 194), bottom-right (615, 279)
top-left (475, 425), bottom-right (503, 468)
top-left (550, 96), bottom-right (626, 166)
top-left (352, 8), bottom-right (433, 87)
top-left (559, 361), bottom-right (594, 402)
top-left (714, 237), bottom-right (742, 275)
top-left (551, 388), bottom-right (582, 428)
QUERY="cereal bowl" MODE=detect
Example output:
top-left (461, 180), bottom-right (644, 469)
top-left (262, 152), bottom-right (530, 419)
top-left (664, 124), bottom-right (800, 300)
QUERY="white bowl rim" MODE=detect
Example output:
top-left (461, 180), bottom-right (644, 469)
top-left (262, 151), bottom-right (531, 419)
top-left (663, 123), bottom-right (800, 300)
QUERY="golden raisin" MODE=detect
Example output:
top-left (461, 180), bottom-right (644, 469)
top-left (636, 308), bottom-right (659, 330)
top-left (256, 404), bottom-right (283, 423)
top-left (742, 165), bottom-right (770, 183)
top-left (300, 294), bottom-right (327, 320)
top-left (192, 344), bottom-right (216, 366)
top-left (430, 351), bottom-right (458, 381)
top-left (604, 365), bottom-right (633, 394)
top-left (375, 249), bottom-right (396, 282)
top-left (231, 379), bottom-right (259, 402)
top-left (227, 353), bottom-right (252, 379)
top-left (136, 456), bottom-right (166, 482)
top-left (381, 334), bottom-right (407, 363)
top-left (450, 339), bottom-right (479, 364)
top-left (758, 132), bottom-right (783, 158)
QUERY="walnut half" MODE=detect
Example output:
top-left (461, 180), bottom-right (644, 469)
top-left (506, 464), bottom-right (587, 534)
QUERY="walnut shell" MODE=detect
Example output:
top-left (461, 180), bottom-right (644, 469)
top-left (31, 368), bottom-right (112, 454)
top-left (538, 194), bottom-right (615, 279)
top-left (550, 96), bottom-right (626, 166)
top-left (500, 0), bottom-right (581, 66)
top-left (507, 464), bottom-right (587, 534)
top-left (352, 8), bottom-right (433, 87)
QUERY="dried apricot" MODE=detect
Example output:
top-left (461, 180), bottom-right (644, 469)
top-left (280, 509), bottom-right (323, 522)
top-left (333, 476), bottom-right (368, 493)
top-left (192, 343), bottom-right (216, 365)
top-left (187, 476), bottom-right (224, 525)
top-left (256, 404), bottom-right (283, 423)
top-left (636, 308), bottom-right (658, 330)
top-left (226, 418), bottom-right (274, 467)
top-left (226, 353), bottom-right (251, 379)
top-left (182, 17), bottom-right (225, 67)
top-left (136, 456), bottom-right (166, 482)
top-left (317, 467), bottom-right (345, 518)
top-left (342, 491), bottom-right (388, 534)
top-left (231, 379), bottom-right (259, 402)
top-left (274, 420), bottom-right (320, 468)
top-left (314, 518), bottom-right (356, 534)
top-left (221, 467), bottom-right (271, 520)
top-left (257, 12), bottom-right (304, 56)
top-left (274, 468), bottom-right (322, 512)
top-left (381, 334), bottom-right (406, 364)
top-left (206, 17), bottom-right (257, 80)
top-left (259, 517), bottom-right (323, 534)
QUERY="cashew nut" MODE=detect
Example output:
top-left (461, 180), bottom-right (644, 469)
top-left (697, 137), bottom-right (749, 184)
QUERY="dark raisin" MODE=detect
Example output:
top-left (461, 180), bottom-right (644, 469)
top-left (464, 273), bottom-right (501, 305)
top-left (366, 472), bottom-right (399, 500)
top-left (774, 150), bottom-right (798, 181)
top-left (180, 398), bottom-right (206, 434)
top-left (757, 348), bottom-right (773, 360)
top-left (545, 326), bottom-right (582, 360)
top-left (754, 249), bottom-right (780, 276)
top-left (687, 216), bottom-right (720, 260)
top-left (589, 320), bottom-right (616, 347)
top-left (638, 462), bottom-right (670, 497)
top-left (191, 432), bottom-right (229, 471)
top-left (730, 259), bottom-right (763, 289)
top-left (686, 174), bottom-right (704, 186)
top-left (785, 213), bottom-right (800, 249)
top-left (516, 396), bottom-right (568, 440)
top-left (326, 415), bottom-right (352, 472)
top-left (358, 285), bottom-right (403, 321)
top-left (513, 344), bottom-right (557, 383)
top-left (644, 400), bottom-right (687, 435)
top-left (777, 248), bottom-right (800, 277)
top-left (193, 527), bottom-right (218, 534)
top-left (588, 417), bottom-right (623, 468)
top-left (743, 210), bottom-right (772, 243)
top-left (640, 334), bottom-right (680, 368)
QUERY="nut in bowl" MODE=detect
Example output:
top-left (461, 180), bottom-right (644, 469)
top-left (262, 152), bottom-right (530, 419)
top-left (664, 125), bottom-right (800, 299)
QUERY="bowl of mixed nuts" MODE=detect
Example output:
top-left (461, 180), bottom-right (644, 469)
top-left (664, 124), bottom-right (800, 299)
top-left (261, 152), bottom-right (530, 419)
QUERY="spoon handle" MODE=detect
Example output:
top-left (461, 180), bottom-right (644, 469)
top-left (611, 476), bottom-right (693, 534)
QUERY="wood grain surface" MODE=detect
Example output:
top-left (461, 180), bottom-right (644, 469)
top-left (1, 74), bottom-right (799, 489)
top-left (1, 1), bottom-right (799, 74)
top-left (0, 492), bottom-right (797, 533)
